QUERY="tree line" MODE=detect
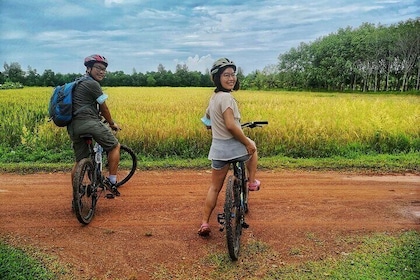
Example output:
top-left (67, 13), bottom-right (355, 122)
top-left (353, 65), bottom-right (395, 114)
top-left (1, 18), bottom-right (419, 92)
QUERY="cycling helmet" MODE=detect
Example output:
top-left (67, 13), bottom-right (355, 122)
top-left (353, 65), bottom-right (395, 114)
top-left (210, 58), bottom-right (236, 76)
top-left (84, 54), bottom-right (108, 67)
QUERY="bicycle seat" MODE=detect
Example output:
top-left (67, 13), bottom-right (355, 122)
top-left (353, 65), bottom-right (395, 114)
top-left (227, 155), bottom-right (250, 164)
top-left (79, 134), bottom-right (93, 140)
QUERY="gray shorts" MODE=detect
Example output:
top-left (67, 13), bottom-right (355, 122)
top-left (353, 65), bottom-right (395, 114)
top-left (67, 119), bottom-right (119, 162)
top-left (211, 155), bottom-right (251, 170)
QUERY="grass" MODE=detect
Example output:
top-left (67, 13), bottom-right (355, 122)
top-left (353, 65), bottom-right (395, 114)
top-left (266, 231), bottom-right (420, 280)
top-left (0, 239), bottom-right (73, 280)
top-left (1, 153), bottom-right (419, 174)
top-left (152, 231), bottom-right (420, 279)
top-left (0, 243), bottom-right (53, 279)
top-left (2, 231), bottom-right (418, 279)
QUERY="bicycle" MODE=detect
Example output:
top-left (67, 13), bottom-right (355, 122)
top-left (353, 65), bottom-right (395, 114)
top-left (217, 121), bottom-right (268, 261)
top-left (72, 132), bottom-right (137, 225)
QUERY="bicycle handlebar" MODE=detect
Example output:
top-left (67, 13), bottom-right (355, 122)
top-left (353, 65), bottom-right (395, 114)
top-left (101, 118), bottom-right (121, 131)
top-left (241, 121), bottom-right (268, 128)
top-left (201, 116), bottom-right (268, 129)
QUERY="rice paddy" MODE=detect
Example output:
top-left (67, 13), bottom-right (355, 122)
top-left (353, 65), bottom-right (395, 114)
top-left (1, 87), bottom-right (419, 160)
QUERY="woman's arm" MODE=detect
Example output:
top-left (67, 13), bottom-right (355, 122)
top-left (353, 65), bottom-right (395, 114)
top-left (223, 108), bottom-right (256, 154)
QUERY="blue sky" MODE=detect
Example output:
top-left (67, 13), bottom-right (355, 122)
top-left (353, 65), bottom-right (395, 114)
top-left (1, 0), bottom-right (419, 75)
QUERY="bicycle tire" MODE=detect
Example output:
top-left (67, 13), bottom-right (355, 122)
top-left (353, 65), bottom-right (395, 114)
top-left (73, 158), bottom-right (96, 225)
top-left (115, 144), bottom-right (137, 188)
top-left (224, 175), bottom-right (242, 261)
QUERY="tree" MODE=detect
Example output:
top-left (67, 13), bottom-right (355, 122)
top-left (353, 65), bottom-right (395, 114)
top-left (395, 19), bottom-right (420, 91)
top-left (41, 69), bottom-right (55, 87)
top-left (25, 66), bottom-right (41, 86)
top-left (275, 18), bottom-right (419, 92)
top-left (3, 62), bottom-right (25, 83)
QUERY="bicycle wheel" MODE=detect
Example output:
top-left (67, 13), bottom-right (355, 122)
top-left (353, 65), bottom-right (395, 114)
top-left (115, 144), bottom-right (137, 188)
top-left (224, 175), bottom-right (242, 261)
top-left (73, 158), bottom-right (97, 225)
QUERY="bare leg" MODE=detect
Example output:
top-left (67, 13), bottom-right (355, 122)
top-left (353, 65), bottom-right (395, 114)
top-left (201, 164), bottom-right (230, 225)
top-left (107, 143), bottom-right (121, 176)
top-left (246, 150), bottom-right (258, 184)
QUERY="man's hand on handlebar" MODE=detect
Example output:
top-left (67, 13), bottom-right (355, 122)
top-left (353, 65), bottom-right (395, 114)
top-left (109, 122), bottom-right (121, 131)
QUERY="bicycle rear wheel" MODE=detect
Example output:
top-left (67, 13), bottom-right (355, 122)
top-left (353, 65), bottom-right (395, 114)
top-left (224, 175), bottom-right (242, 261)
top-left (73, 158), bottom-right (97, 225)
top-left (115, 144), bottom-right (137, 188)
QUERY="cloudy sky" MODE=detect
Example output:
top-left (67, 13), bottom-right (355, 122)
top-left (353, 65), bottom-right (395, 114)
top-left (1, 0), bottom-right (419, 75)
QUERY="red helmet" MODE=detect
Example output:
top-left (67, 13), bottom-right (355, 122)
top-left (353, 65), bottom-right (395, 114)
top-left (84, 54), bottom-right (108, 67)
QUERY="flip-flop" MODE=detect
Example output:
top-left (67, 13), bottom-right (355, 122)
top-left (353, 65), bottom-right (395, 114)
top-left (198, 223), bottom-right (211, 236)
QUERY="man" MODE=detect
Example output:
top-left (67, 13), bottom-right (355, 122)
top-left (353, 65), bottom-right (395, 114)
top-left (67, 54), bottom-right (121, 196)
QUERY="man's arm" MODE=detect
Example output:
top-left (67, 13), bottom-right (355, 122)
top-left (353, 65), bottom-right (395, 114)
top-left (99, 102), bottom-right (120, 130)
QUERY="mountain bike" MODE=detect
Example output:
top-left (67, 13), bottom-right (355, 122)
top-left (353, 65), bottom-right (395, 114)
top-left (72, 134), bottom-right (137, 225)
top-left (217, 121), bottom-right (268, 261)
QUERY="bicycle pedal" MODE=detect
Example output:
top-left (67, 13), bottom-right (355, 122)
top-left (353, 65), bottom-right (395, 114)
top-left (111, 187), bottom-right (121, 196)
top-left (219, 226), bottom-right (224, 232)
top-left (217, 213), bottom-right (225, 225)
top-left (242, 222), bottom-right (250, 229)
top-left (105, 193), bottom-right (115, 199)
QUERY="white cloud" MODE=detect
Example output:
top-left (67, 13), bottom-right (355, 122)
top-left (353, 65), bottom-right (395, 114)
top-left (1, 30), bottom-right (27, 40)
top-left (0, 0), bottom-right (418, 74)
top-left (104, 0), bottom-right (125, 7)
top-left (174, 54), bottom-right (214, 73)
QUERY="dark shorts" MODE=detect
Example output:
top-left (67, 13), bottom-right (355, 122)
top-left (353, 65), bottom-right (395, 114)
top-left (67, 119), bottom-right (119, 162)
top-left (211, 155), bottom-right (251, 170)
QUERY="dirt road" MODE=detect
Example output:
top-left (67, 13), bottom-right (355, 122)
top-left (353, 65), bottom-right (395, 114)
top-left (1, 170), bottom-right (419, 279)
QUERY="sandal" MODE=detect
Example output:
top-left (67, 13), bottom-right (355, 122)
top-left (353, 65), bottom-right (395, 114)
top-left (198, 223), bottom-right (211, 237)
top-left (248, 179), bottom-right (261, 191)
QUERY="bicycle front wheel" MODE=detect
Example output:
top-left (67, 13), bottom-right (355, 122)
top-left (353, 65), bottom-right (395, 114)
top-left (224, 175), bottom-right (242, 261)
top-left (115, 144), bottom-right (137, 188)
top-left (73, 158), bottom-right (97, 225)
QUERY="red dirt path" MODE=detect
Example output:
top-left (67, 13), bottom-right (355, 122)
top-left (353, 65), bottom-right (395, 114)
top-left (0, 170), bottom-right (419, 279)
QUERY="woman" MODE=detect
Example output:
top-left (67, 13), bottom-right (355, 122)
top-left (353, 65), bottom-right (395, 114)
top-left (198, 58), bottom-right (260, 237)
